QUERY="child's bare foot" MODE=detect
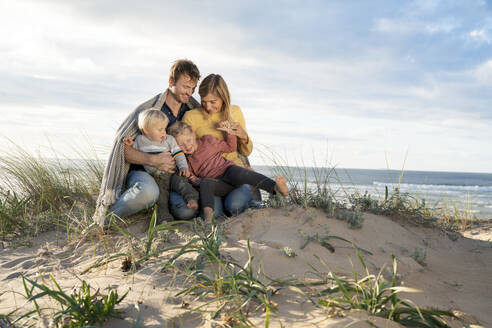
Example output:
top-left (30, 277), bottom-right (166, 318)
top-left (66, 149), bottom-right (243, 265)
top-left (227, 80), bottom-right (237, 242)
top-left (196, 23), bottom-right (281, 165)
top-left (203, 207), bottom-right (214, 225)
top-left (204, 217), bottom-right (213, 225)
top-left (274, 176), bottom-right (289, 196)
top-left (187, 200), bottom-right (198, 210)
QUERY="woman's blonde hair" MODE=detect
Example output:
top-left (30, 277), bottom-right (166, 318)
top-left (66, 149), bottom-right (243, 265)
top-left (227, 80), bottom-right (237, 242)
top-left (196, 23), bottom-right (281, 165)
top-left (198, 74), bottom-right (232, 122)
top-left (137, 109), bottom-right (168, 133)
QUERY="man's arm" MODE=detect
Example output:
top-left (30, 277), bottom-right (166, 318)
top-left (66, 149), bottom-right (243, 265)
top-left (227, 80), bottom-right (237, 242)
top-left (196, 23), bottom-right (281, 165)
top-left (124, 144), bottom-right (175, 173)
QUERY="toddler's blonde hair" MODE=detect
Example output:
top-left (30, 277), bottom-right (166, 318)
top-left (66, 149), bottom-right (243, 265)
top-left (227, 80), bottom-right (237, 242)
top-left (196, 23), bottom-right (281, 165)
top-left (137, 109), bottom-right (169, 133)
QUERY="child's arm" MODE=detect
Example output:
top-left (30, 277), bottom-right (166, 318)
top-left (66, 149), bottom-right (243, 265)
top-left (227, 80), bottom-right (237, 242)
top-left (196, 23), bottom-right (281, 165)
top-left (123, 137), bottom-right (134, 147)
top-left (223, 132), bottom-right (237, 153)
top-left (200, 134), bottom-right (237, 154)
top-left (184, 160), bottom-right (201, 186)
top-left (168, 135), bottom-right (189, 173)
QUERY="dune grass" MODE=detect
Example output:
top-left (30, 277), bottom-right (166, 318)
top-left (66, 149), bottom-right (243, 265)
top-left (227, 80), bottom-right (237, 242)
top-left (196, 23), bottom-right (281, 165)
top-left (261, 145), bottom-right (481, 231)
top-left (0, 141), bottom-right (103, 240)
top-left (0, 142), bottom-right (482, 326)
top-left (0, 140), bottom-right (481, 240)
top-left (6, 275), bottom-right (127, 328)
top-left (313, 252), bottom-right (456, 327)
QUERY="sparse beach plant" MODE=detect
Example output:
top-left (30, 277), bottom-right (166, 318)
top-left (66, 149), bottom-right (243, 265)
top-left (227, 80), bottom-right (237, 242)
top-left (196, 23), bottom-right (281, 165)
top-left (298, 229), bottom-right (373, 255)
top-left (411, 247), bottom-right (427, 267)
top-left (349, 187), bottom-right (441, 228)
top-left (283, 246), bottom-right (297, 257)
top-left (81, 210), bottom-right (194, 275)
top-left (266, 193), bottom-right (290, 208)
top-left (162, 218), bottom-right (224, 271)
top-left (175, 239), bottom-right (279, 320)
top-left (334, 207), bottom-right (364, 229)
top-left (0, 315), bottom-right (13, 327)
top-left (10, 275), bottom-right (127, 327)
top-left (316, 252), bottom-right (455, 327)
top-left (258, 147), bottom-right (367, 228)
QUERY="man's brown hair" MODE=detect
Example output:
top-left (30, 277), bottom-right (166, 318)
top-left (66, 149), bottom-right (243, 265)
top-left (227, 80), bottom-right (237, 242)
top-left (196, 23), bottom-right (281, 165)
top-left (170, 59), bottom-right (200, 83)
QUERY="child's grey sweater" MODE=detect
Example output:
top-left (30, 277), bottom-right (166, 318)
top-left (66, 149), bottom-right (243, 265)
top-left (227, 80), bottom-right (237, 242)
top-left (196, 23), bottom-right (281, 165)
top-left (133, 134), bottom-right (188, 176)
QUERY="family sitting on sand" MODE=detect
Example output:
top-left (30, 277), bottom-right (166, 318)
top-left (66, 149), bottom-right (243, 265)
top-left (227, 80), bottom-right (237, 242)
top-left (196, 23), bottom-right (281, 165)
top-left (93, 59), bottom-right (288, 226)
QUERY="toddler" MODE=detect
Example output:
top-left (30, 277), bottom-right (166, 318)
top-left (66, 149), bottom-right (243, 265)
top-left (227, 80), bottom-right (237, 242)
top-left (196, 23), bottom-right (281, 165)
top-left (124, 109), bottom-right (198, 223)
top-left (168, 121), bottom-right (288, 223)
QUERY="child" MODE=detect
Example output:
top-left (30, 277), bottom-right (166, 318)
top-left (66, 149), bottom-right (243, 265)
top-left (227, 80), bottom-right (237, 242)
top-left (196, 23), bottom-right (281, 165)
top-left (124, 109), bottom-right (198, 224)
top-left (168, 121), bottom-right (288, 223)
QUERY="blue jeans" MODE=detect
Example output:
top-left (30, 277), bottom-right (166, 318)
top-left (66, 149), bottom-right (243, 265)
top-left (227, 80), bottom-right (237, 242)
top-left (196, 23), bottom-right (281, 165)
top-left (171, 184), bottom-right (253, 219)
top-left (109, 170), bottom-right (252, 220)
top-left (109, 170), bottom-right (159, 218)
top-left (221, 184), bottom-right (253, 216)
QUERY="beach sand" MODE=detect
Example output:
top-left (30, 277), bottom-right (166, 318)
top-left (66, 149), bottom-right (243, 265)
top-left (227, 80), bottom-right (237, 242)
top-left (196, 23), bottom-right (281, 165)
top-left (1, 207), bottom-right (491, 327)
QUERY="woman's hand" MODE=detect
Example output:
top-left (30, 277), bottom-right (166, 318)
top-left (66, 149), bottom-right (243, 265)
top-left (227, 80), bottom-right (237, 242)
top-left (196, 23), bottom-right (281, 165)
top-left (217, 121), bottom-right (248, 140)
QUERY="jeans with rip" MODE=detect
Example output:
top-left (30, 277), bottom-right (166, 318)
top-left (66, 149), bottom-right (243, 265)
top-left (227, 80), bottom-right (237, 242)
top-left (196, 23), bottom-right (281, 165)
top-left (109, 170), bottom-right (252, 220)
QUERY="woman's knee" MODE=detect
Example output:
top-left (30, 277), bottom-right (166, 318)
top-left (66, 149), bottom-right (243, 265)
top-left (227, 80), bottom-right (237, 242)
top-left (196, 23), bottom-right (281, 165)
top-left (169, 192), bottom-right (198, 220)
top-left (224, 185), bottom-right (252, 216)
top-left (173, 207), bottom-right (197, 220)
top-left (224, 199), bottom-right (248, 216)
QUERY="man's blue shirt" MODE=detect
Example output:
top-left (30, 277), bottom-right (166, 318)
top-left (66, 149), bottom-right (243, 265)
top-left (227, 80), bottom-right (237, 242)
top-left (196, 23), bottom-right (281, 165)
top-left (160, 101), bottom-right (192, 131)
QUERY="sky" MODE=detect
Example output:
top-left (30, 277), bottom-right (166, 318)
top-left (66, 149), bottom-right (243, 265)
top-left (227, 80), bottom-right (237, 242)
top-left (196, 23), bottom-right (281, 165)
top-left (1, 0), bottom-right (492, 173)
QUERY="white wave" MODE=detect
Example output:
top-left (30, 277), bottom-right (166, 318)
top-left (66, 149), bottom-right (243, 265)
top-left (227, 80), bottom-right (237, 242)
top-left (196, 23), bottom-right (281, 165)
top-left (372, 181), bottom-right (492, 192)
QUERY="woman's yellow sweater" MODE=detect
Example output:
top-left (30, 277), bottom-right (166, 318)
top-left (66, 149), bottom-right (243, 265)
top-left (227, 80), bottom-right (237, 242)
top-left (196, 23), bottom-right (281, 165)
top-left (182, 105), bottom-right (253, 167)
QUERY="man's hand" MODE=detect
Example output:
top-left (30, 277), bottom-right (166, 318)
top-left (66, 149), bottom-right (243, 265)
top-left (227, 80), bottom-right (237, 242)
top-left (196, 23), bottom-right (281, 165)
top-left (179, 169), bottom-right (191, 177)
top-left (152, 152), bottom-right (175, 174)
top-left (124, 146), bottom-right (175, 173)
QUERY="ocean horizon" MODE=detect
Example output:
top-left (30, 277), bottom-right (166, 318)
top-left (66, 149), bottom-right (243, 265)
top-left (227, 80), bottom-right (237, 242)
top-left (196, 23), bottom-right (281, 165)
top-left (2, 158), bottom-right (491, 219)
top-left (254, 165), bottom-right (492, 219)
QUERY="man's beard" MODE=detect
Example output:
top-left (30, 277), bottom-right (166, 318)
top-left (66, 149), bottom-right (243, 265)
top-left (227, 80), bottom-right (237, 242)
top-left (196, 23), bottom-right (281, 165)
top-left (170, 89), bottom-right (185, 104)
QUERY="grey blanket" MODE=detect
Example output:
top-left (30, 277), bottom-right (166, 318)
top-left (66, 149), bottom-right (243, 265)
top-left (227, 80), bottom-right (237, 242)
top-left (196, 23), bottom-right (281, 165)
top-left (93, 89), bottom-right (199, 225)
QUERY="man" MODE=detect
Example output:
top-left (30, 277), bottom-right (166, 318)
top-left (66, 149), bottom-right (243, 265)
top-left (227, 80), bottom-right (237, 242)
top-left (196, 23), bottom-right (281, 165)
top-left (93, 59), bottom-right (201, 226)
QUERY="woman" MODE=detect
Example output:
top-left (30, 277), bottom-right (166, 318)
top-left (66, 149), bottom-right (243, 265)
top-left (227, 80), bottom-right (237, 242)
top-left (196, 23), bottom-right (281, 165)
top-left (180, 73), bottom-right (255, 217)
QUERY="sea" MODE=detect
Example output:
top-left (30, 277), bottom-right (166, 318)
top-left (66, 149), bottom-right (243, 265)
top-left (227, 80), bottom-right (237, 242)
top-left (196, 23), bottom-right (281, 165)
top-left (2, 158), bottom-right (491, 219)
top-left (253, 166), bottom-right (492, 219)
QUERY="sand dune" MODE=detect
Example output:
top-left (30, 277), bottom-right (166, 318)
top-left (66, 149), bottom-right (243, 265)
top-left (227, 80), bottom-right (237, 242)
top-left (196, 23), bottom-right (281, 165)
top-left (1, 207), bottom-right (491, 327)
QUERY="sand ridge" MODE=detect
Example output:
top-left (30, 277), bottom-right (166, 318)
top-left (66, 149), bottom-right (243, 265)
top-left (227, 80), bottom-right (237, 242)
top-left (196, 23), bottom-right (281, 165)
top-left (0, 208), bottom-right (491, 327)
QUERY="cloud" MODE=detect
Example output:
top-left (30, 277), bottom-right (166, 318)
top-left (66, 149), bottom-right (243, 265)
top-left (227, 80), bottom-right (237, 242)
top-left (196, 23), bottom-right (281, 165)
top-left (469, 29), bottom-right (489, 42)
top-left (473, 59), bottom-right (492, 81)
top-left (1, 0), bottom-right (492, 171)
